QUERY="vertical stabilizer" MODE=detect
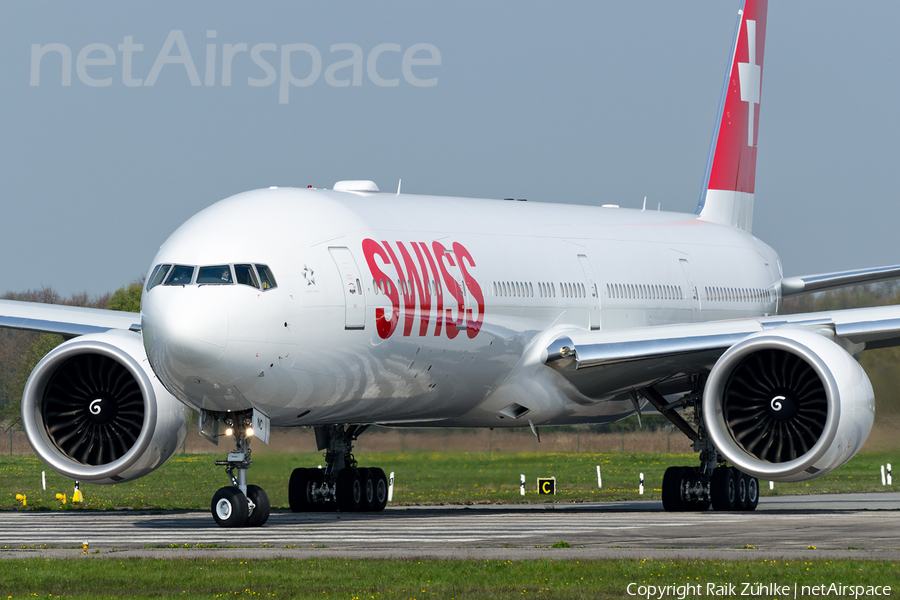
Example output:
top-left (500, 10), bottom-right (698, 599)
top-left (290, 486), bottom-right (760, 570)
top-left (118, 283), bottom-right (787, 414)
top-left (696, 0), bottom-right (768, 232)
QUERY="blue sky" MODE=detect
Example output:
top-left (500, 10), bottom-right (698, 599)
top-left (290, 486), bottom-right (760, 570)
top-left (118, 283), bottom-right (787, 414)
top-left (1, 1), bottom-right (898, 295)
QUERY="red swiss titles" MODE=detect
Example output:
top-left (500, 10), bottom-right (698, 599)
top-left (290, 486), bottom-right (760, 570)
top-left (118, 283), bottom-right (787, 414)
top-left (362, 240), bottom-right (484, 340)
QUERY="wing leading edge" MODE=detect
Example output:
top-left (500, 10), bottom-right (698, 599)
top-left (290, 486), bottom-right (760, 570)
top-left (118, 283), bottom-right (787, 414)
top-left (0, 299), bottom-right (140, 338)
top-left (780, 264), bottom-right (900, 297)
top-left (542, 304), bottom-right (900, 401)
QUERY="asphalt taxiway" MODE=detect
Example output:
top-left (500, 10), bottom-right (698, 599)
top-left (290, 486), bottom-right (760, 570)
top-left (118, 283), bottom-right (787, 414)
top-left (1, 492), bottom-right (897, 560)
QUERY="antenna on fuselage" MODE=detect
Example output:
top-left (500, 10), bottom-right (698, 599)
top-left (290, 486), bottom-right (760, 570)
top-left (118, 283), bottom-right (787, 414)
top-left (396, 179), bottom-right (402, 196)
top-left (642, 196), bottom-right (647, 212)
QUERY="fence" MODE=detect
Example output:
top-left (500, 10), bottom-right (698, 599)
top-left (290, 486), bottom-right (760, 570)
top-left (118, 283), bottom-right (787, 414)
top-left (6, 421), bottom-right (897, 457)
top-left (3, 425), bottom-right (695, 456)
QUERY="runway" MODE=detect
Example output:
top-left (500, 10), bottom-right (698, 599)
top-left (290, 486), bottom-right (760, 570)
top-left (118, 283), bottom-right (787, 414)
top-left (1, 492), bottom-right (898, 560)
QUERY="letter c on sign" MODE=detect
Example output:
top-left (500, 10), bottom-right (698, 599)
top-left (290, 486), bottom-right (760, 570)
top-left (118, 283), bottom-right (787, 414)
top-left (542, 481), bottom-right (551, 494)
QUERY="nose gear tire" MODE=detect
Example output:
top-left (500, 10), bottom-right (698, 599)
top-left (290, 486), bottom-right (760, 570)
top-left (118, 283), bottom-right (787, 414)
top-left (245, 485), bottom-right (270, 527)
top-left (211, 486), bottom-right (249, 528)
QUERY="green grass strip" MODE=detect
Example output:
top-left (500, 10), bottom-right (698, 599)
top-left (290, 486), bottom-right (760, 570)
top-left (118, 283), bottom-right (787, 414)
top-left (0, 557), bottom-right (896, 599)
top-left (2, 450), bottom-right (897, 511)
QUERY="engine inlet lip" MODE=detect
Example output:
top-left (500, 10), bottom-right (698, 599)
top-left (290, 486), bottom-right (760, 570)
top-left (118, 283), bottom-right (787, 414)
top-left (702, 329), bottom-right (841, 479)
top-left (22, 336), bottom-right (159, 482)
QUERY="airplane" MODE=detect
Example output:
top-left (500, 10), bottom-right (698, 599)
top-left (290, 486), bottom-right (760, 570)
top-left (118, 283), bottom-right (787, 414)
top-left (3, 0), bottom-right (900, 527)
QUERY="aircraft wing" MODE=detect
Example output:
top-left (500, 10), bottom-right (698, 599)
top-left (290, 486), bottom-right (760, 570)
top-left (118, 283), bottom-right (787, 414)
top-left (780, 264), bottom-right (900, 296)
top-left (542, 304), bottom-right (900, 400)
top-left (0, 299), bottom-right (141, 338)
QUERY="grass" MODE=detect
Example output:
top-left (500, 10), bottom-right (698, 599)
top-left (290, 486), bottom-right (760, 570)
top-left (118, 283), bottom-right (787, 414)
top-left (0, 450), bottom-right (896, 511)
top-left (0, 557), bottom-right (896, 599)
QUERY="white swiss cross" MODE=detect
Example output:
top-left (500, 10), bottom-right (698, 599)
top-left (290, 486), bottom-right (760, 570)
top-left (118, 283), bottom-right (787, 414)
top-left (737, 19), bottom-right (760, 147)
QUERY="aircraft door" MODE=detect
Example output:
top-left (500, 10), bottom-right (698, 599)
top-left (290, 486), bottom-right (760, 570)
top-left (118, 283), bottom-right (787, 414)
top-left (764, 262), bottom-right (780, 314)
top-left (329, 246), bottom-right (366, 330)
top-left (577, 254), bottom-right (601, 330)
top-left (679, 258), bottom-right (701, 322)
top-left (442, 249), bottom-right (472, 331)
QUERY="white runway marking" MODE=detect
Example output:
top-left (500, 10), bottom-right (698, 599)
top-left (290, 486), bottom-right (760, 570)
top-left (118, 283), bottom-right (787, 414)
top-left (0, 493), bottom-right (897, 555)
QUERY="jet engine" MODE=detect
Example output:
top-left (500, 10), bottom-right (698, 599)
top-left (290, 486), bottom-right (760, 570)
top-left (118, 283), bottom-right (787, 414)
top-left (703, 327), bottom-right (874, 482)
top-left (21, 330), bottom-right (188, 484)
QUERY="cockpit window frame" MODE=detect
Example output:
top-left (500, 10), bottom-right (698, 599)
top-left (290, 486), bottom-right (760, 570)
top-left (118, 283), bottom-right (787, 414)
top-left (255, 264), bottom-right (277, 291)
top-left (146, 264), bottom-right (172, 291)
top-left (196, 265), bottom-right (235, 285)
top-left (164, 265), bottom-right (195, 286)
top-left (234, 264), bottom-right (260, 289)
top-left (149, 263), bottom-right (276, 291)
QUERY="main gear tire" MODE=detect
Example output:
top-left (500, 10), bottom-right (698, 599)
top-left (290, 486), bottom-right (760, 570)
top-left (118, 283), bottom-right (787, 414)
top-left (369, 467), bottom-right (389, 512)
top-left (288, 468), bottom-right (315, 513)
top-left (711, 467), bottom-right (737, 511)
top-left (336, 468), bottom-right (363, 512)
top-left (662, 466), bottom-right (687, 512)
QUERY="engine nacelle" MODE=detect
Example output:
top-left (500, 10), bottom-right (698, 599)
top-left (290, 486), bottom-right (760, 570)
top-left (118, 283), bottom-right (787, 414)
top-left (703, 327), bottom-right (874, 482)
top-left (22, 330), bottom-right (188, 484)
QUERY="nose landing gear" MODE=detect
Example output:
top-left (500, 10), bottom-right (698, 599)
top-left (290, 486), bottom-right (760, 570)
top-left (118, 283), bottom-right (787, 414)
top-left (210, 411), bottom-right (271, 527)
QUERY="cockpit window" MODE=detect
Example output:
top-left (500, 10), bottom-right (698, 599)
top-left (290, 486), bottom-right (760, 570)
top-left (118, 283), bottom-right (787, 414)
top-left (150, 263), bottom-right (273, 289)
top-left (197, 265), bottom-right (234, 284)
top-left (164, 265), bottom-right (195, 286)
top-left (146, 264), bottom-right (172, 291)
top-left (256, 264), bottom-right (277, 290)
top-left (234, 264), bottom-right (259, 288)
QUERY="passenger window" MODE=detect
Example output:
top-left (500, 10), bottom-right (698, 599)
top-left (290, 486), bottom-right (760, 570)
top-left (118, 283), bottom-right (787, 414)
top-left (147, 264), bottom-right (172, 291)
top-left (234, 264), bottom-right (260, 288)
top-left (164, 265), bottom-right (195, 286)
top-left (255, 264), bottom-right (277, 290)
top-left (197, 265), bottom-right (234, 285)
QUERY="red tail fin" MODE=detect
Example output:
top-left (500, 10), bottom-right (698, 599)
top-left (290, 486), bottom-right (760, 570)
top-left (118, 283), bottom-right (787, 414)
top-left (697, 0), bottom-right (768, 232)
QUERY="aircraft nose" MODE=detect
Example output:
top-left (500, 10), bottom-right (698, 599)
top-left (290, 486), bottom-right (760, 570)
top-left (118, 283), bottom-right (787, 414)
top-left (142, 289), bottom-right (228, 370)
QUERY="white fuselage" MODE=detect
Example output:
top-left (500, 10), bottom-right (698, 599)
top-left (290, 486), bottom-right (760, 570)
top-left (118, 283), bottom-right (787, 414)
top-left (140, 187), bottom-right (781, 429)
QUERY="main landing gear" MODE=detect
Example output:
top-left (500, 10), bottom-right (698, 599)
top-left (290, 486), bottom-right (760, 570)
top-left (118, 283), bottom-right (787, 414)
top-left (210, 411), bottom-right (271, 527)
top-left (660, 459), bottom-right (759, 512)
top-left (640, 385), bottom-right (760, 512)
top-left (288, 424), bottom-right (389, 513)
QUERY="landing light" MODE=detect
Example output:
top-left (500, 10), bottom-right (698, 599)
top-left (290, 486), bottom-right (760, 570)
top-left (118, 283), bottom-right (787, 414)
top-left (246, 427), bottom-right (254, 438)
top-left (224, 427), bottom-right (234, 437)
